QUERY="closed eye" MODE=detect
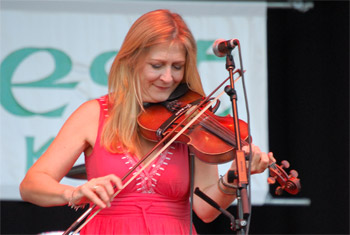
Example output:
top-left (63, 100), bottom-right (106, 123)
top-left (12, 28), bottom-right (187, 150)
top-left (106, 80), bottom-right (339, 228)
top-left (173, 64), bottom-right (184, 70)
top-left (151, 64), bottom-right (162, 69)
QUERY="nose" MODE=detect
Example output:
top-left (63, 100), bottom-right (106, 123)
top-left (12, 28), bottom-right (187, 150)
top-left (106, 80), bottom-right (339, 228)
top-left (160, 66), bottom-right (173, 83)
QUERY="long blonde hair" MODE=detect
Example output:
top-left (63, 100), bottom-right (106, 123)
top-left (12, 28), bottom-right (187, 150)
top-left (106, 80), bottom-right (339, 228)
top-left (101, 9), bottom-right (205, 153)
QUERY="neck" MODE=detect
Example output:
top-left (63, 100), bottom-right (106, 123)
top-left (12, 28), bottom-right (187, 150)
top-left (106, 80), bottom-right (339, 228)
top-left (135, 135), bottom-right (159, 160)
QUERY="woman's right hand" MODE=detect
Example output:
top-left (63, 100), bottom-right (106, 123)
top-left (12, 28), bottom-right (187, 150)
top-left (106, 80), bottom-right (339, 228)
top-left (70, 174), bottom-right (123, 209)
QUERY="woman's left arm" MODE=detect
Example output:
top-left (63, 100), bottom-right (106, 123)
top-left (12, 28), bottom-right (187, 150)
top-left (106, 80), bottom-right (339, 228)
top-left (193, 144), bottom-right (270, 223)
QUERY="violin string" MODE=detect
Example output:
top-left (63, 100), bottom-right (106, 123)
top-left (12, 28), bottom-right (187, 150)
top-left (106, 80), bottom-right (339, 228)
top-left (207, 114), bottom-right (248, 146)
top-left (195, 112), bottom-right (247, 148)
top-left (204, 115), bottom-right (236, 140)
top-left (194, 113), bottom-right (236, 145)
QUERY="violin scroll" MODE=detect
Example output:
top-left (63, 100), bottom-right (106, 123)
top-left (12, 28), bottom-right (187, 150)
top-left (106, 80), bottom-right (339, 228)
top-left (268, 160), bottom-right (301, 195)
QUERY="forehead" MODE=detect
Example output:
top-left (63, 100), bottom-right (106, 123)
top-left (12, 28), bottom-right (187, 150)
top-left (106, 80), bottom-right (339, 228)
top-left (146, 42), bottom-right (186, 60)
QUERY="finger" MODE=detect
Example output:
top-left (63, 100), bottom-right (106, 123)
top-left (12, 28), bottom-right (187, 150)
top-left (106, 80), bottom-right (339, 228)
top-left (93, 185), bottom-right (111, 207)
top-left (100, 174), bottom-right (123, 196)
top-left (79, 184), bottom-right (107, 208)
top-left (242, 143), bottom-right (256, 154)
top-left (242, 145), bottom-right (249, 153)
top-left (268, 152), bottom-right (276, 163)
top-left (250, 145), bottom-right (262, 165)
top-left (254, 152), bottom-right (269, 173)
top-left (97, 179), bottom-right (115, 198)
top-left (109, 174), bottom-right (123, 190)
top-left (260, 152), bottom-right (270, 169)
top-left (250, 148), bottom-right (269, 174)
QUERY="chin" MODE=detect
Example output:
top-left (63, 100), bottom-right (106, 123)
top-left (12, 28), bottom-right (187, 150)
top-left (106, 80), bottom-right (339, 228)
top-left (153, 97), bottom-right (168, 103)
top-left (146, 95), bottom-right (169, 103)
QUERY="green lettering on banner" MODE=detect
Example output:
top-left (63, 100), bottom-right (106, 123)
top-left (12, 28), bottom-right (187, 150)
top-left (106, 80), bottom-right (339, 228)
top-left (197, 40), bottom-right (227, 117)
top-left (218, 108), bottom-right (231, 117)
top-left (0, 48), bottom-right (78, 117)
top-left (90, 51), bottom-right (117, 86)
top-left (197, 40), bottom-right (224, 64)
top-left (25, 136), bottom-right (54, 171)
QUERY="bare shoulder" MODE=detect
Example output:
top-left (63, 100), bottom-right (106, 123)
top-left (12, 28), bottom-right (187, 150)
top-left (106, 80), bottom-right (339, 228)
top-left (54, 99), bottom-right (101, 146)
top-left (68, 99), bottom-right (100, 138)
top-left (74, 99), bottom-right (100, 117)
top-left (66, 99), bottom-right (100, 126)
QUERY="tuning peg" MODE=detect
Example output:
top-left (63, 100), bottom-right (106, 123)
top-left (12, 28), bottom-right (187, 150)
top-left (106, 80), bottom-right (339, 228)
top-left (267, 177), bottom-right (276, 184)
top-left (289, 169), bottom-right (299, 178)
top-left (281, 160), bottom-right (290, 169)
top-left (275, 186), bottom-right (284, 196)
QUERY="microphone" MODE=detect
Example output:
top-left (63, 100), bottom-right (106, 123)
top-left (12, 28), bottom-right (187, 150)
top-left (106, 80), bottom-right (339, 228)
top-left (212, 39), bottom-right (238, 57)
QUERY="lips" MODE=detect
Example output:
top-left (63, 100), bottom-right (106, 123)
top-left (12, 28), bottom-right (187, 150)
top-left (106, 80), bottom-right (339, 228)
top-left (154, 85), bottom-right (172, 90)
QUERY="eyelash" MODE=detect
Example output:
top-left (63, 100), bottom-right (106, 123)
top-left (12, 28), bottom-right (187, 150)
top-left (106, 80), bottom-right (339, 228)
top-left (151, 64), bottom-right (183, 70)
top-left (151, 64), bottom-right (162, 69)
top-left (173, 65), bottom-right (183, 70)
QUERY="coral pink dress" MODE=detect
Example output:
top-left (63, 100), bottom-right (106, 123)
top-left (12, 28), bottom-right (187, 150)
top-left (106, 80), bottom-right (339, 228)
top-left (80, 96), bottom-right (196, 235)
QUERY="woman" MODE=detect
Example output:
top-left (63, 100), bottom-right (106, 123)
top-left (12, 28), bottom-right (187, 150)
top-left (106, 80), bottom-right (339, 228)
top-left (20, 9), bottom-right (270, 234)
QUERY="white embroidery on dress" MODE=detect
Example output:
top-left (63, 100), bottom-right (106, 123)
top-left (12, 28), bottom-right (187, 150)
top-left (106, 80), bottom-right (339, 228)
top-left (99, 96), bottom-right (109, 118)
top-left (120, 147), bottom-right (174, 194)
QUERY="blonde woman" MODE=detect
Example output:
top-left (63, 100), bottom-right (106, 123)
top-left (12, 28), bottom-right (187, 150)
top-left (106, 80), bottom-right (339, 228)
top-left (20, 9), bottom-right (270, 234)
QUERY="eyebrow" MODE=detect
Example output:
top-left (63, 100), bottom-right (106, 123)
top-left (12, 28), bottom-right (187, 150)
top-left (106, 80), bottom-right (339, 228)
top-left (148, 58), bottom-right (185, 63)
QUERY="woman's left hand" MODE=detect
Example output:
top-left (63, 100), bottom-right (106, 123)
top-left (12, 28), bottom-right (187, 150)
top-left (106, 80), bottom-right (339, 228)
top-left (241, 144), bottom-right (271, 174)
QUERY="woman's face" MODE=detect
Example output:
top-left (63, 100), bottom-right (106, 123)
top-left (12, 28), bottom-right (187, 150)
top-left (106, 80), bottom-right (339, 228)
top-left (139, 42), bottom-right (186, 103)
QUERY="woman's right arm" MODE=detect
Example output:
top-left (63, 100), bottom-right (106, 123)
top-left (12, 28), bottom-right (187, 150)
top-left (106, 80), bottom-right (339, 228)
top-left (19, 100), bottom-right (122, 208)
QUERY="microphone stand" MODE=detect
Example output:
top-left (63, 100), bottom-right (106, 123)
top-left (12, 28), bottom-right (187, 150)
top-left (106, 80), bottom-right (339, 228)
top-left (224, 44), bottom-right (250, 235)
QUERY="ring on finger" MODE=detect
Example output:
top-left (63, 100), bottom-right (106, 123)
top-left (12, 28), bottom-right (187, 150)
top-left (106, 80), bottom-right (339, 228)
top-left (92, 185), bottom-right (99, 190)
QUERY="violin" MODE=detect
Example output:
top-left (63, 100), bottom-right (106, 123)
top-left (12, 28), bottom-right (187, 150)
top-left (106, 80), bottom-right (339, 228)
top-left (138, 87), bottom-right (301, 195)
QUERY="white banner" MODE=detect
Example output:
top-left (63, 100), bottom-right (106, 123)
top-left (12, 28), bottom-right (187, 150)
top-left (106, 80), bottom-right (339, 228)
top-left (0, 1), bottom-right (268, 204)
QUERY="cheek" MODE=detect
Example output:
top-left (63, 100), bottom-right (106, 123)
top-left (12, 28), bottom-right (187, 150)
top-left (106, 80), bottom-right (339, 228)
top-left (173, 70), bottom-right (185, 82)
top-left (142, 69), bottom-right (160, 83)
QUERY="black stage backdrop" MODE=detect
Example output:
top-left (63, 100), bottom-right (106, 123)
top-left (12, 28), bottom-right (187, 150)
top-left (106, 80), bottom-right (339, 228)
top-left (1, 1), bottom-right (349, 234)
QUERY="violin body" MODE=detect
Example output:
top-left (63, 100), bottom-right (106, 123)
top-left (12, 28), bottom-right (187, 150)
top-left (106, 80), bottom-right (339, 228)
top-left (138, 90), bottom-right (249, 164)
